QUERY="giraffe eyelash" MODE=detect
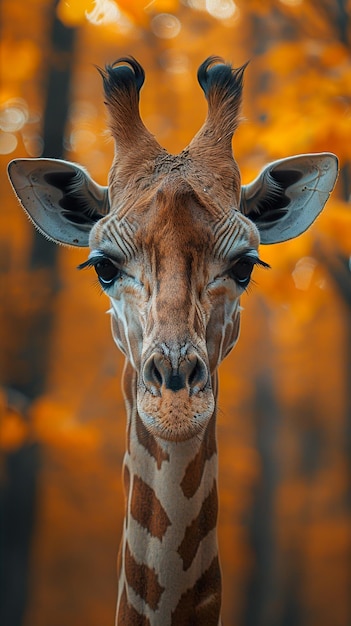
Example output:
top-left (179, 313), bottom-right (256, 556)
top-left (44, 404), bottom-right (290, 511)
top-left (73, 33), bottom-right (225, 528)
top-left (254, 257), bottom-right (271, 270)
top-left (241, 259), bottom-right (271, 295)
top-left (77, 252), bottom-right (108, 271)
top-left (77, 257), bottom-right (96, 271)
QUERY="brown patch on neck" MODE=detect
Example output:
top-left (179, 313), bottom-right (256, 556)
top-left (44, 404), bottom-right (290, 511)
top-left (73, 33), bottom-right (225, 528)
top-left (130, 475), bottom-right (171, 539)
top-left (177, 481), bottom-right (218, 571)
top-left (117, 586), bottom-right (151, 626)
top-left (135, 413), bottom-right (170, 469)
top-left (124, 542), bottom-right (165, 611)
top-left (180, 416), bottom-right (217, 499)
top-left (171, 556), bottom-right (221, 625)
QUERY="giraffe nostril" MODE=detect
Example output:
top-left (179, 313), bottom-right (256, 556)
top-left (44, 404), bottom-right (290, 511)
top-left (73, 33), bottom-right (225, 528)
top-left (143, 351), bottom-right (209, 395)
top-left (143, 355), bottom-right (164, 392)
top-left (186, 354), bottom-right (208, 393)
top-left (152, 361), bottom-right (163, 387)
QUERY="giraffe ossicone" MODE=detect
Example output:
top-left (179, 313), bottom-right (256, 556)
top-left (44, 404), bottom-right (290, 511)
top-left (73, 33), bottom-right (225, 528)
top-left (8, 56), bottom-right (338, 625)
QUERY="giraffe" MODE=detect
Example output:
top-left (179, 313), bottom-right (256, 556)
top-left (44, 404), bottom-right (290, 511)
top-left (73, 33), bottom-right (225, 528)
top-left (8, 56), bottom-right (338, 625)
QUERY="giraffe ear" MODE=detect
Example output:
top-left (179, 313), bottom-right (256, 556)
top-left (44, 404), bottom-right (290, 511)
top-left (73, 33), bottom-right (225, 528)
top-left (7, 158), bottom-right (110, 247)
top-left (240, 153), bottom-right (338, 244)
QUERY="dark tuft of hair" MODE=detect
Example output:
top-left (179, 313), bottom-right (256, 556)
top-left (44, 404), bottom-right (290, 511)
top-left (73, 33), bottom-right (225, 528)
top-left (197, 56), bottom-right (248, 103)
top-left (97, 56), bottom-right (145, 100)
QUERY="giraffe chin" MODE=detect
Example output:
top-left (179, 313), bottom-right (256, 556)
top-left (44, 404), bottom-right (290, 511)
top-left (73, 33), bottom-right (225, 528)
top-left (137, 387), bottom-right (215, 442)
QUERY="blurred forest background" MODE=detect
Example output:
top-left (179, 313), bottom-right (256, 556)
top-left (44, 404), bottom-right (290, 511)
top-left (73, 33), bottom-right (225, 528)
top-left (1, 1), bottom-right (350, 625)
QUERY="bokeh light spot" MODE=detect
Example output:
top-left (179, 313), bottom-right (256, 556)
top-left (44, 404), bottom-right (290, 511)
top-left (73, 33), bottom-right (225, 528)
top-left (0, 98), bottom-right (29, 133)
top-left (206, 0), bottom-right (238, 19)
top-left (86, 0), bottom-right (121, 25)
top-left (69, 128), bottom-right (96, 151)
top-left (292, 257), bottom-right (317, 291)
top-left (160, 50), bottom-right (190, 74)
top-left (151, 13), bottom-right (181, 38)
top-left (22, 133), bottom-right (44, 157)
top-left (0, 132), bottom-right (18, 154)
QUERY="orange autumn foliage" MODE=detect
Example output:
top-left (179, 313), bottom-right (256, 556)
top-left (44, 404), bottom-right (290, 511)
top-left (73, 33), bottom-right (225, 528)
top-left (1, 1), bottom-right (350, 626)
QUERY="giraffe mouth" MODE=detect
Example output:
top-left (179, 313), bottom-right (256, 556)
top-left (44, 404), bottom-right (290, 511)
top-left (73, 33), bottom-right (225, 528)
top-left (137, 387), bottom-right (215, 442)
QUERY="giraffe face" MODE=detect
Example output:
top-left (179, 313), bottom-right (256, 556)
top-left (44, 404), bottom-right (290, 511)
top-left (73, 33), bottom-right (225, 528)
top-left (7, 56), bottom-right (338, 443)
top-left (88, 174), bottom-right (261, 442)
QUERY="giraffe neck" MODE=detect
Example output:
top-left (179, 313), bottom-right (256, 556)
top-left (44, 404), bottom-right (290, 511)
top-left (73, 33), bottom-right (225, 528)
top-left (116, 362), bottom-right (222, 626)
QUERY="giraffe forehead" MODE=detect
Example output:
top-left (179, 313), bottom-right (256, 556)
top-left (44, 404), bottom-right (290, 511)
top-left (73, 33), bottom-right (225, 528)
top-left (90, 180), bottom-right (259, 265)
top-left (137, 182), bottom-right (218, 246)
top-left (137, 209), bottom-right (258, 273)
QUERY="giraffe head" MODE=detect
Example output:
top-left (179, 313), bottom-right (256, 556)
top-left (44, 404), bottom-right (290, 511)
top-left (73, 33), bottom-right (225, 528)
top-left (8, 57), bottom-right (338, 442)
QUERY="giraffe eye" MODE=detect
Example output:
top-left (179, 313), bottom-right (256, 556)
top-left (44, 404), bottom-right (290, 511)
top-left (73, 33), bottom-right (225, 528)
top-left (94, 259), bottom-right (120, 285)
top-left (229, 257), bottom-right (256, 288)
top-left (228, 254), bottom-right (270, 289)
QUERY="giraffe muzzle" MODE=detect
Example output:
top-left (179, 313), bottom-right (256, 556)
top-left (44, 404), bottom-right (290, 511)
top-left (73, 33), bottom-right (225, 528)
top-left (137, 346), bottom-right (214, 442)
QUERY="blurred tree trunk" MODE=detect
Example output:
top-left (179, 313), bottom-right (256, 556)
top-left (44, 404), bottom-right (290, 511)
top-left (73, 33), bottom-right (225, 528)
top-left (243, 301), bottom-right (283, 626)
top-left (23, 0), bottom-right (77, 397)
top-left (313, 0), bottom-right (351, 510)
top-left (244, 369), bottom-right (281, 626)
top-left (313, 244), bottom-right (351, 625)
top-left (1, 3), bottom-right (77, 626)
